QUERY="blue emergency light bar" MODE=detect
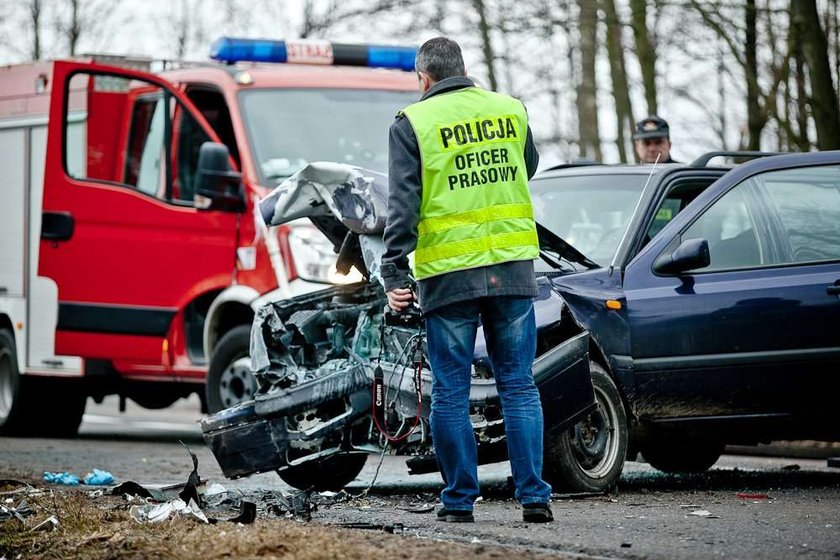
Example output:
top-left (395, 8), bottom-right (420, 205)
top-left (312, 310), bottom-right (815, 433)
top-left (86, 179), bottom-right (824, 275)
top-left (210, 37), bottom-right (417, 72)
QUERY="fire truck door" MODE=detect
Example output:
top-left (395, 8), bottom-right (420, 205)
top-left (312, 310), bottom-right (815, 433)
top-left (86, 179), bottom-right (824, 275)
top-left (40, 62), bottom-right (239, 364)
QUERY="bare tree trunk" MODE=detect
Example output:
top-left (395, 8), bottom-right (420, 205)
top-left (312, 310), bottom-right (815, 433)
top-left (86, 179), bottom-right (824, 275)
top-left (716, 43), bottom-right (728, 150)
top-left (68, 0), bottom-right (80, 56)
top-left (744, 0), bottom-right (763, 150)
top-left (176, 0), bottom-right (190, 59)
top-left (792, 24), bottom-right (811, 150)
top-left (833, 0), bottom-right (840, 95)
top-left (27, 0), bottom-right (43, 60)
top-left (791, 0), bottom-right (840, 149)
top-left (473, 0), bottom-right (498, 91)
top-left (629, 0), bottom-right (657, 115)
top-left (601, 0), bottom-right (635, 162)
top-left (577, 0), bottom-right (602, 161)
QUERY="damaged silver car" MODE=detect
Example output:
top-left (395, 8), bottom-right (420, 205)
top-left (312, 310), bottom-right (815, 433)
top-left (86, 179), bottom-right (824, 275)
top-left (201, 163), bottom-right (615, 493)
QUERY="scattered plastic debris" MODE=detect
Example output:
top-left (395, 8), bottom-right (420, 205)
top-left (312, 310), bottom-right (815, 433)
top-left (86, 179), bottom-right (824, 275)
top-left (398, 503), bottom-right (435, 514)
top-left (178, 442), bottom-right (203, 507)
top-left (43, 472), bottom-right (80, 485)
top-left (688, 509), bottom-right (719, 519)
top-left (204, 483), bottom-right (228, 497)
top-left (470, 537), bottom-right (481, 544)
top-left (736, 492), bottom-right (769, 500)
top-left (0, 500), bottom-right (34, 523)
top-left (44, 470), bottom-right (115, 486)
top-left (84, 469), bottom-right (115, 485)
top-left (0, 479), bottom-right (34, 497)
top-left (550, 491), bottom-right (605, 500)
top-left (339, 522), bottom-right (405, 534)
top-left (216, 501), bottom-right (256, 525)
top-left (130, 498), bottom-right (208, 524)
top-left (31, 515), bottom-right (59, 532)
top-left (110, 481), bottom-right (157, 500)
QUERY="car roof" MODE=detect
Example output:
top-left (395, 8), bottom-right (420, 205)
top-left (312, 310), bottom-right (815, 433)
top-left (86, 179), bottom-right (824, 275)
top-left (532, 163), bottom-right (677, 181)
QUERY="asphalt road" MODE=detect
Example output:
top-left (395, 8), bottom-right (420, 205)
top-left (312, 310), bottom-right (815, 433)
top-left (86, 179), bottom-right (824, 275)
top-left (1, 396), bottom-right (839, 559)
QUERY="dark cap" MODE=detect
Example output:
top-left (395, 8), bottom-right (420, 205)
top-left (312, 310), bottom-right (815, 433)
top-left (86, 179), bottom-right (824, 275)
top-left (634, 115), bottom-right (670, 140)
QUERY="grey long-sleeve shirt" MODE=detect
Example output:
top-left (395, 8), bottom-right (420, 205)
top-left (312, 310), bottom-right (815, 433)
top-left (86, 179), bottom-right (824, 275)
top-left (381, 76), bottom-right (540, 314)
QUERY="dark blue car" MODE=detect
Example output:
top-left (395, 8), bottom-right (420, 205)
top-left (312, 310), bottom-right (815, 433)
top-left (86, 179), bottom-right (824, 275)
top-left (531, 150), bottom-right (840, 487)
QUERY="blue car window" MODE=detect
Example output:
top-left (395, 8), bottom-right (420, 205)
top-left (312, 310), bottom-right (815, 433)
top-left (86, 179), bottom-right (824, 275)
top-left (760, 165), bottom-right (840, 264)
top-left (684, 185), bottom-right (765, 270)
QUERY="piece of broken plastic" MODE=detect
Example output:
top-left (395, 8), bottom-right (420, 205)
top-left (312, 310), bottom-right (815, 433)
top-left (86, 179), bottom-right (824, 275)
top-left (204, 483), bottom-right (227, 497)
top-left (130, 498), bottom-right (209, 524)
top-left (43, 471), bottom-right (80, 486)
top-left (32, 515), bottom-right (59, 531)
top-left (84, 469), bottom-right (115, 485)
top-left (736, 492), bottom-right (769, 500)
top-left (0, 500), bottom-right (34, 523)
top-left (688, 509), bottom-right (720, 518)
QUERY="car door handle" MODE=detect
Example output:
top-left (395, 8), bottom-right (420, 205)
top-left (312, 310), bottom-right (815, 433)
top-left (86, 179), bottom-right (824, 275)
top-left (41, 211), bottom-right (75, 241)
top-left (827, 284), bottom-right (840, 296)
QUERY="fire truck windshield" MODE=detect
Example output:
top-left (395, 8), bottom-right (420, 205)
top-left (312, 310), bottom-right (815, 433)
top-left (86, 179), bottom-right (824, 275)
top-left (240, 88), bottom-right (417, 184)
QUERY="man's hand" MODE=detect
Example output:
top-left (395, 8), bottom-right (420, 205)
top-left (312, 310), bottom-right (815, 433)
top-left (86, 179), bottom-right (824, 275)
top-left (386, 288), bottom-right (415, 312)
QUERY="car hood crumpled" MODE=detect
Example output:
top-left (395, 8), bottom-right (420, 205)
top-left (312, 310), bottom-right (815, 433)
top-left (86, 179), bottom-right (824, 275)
top-left (260, 162), bottom-right (388, 235)
top-left (258, 161), bottom-right (598, 275)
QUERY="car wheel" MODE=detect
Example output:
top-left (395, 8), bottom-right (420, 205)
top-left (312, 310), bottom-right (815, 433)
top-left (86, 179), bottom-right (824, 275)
top-left (640, 435), bottom-right (724, 473)
top-left (277, 453), bottom-right (368, 492)
top-left (206, 325), bottom-right (258, 413)
top-left (543, 361), bottom-right (628, 493)
top-left (0, 328), bottom-right (85, 438)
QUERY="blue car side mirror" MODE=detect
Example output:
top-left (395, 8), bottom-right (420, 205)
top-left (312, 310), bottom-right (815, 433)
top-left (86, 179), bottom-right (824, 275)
top-left (654, 238), bottom-right (711, 275)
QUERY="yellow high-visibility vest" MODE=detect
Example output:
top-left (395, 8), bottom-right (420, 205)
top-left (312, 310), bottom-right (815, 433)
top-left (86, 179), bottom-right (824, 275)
top-left (401, 87), bottom-right (539, 280)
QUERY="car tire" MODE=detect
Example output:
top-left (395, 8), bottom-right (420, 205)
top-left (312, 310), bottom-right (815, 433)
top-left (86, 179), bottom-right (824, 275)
top-left (206, 325), bottom-right (258, 413)
top-left (640, 435), bottom-right (724, 473)
top-left (277, 453), bottom-right (368, 492)
top-left (0, 328), bottom-right (85, 438)
top-left (543, 361), bottom-right (628, 493)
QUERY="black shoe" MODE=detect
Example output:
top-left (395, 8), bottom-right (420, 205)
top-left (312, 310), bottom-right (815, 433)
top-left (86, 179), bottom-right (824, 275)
top-left (436, 508), bottom-right (475, 523)
top-left (522, 503), bottom-right (553, 523)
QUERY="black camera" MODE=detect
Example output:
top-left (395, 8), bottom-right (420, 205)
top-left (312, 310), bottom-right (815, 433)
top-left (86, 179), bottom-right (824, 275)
top-left (384, 303), bottom-right (424, 328)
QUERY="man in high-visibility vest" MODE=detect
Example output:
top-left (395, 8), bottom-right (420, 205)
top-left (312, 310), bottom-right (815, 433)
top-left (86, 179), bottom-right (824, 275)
top-left (381, 37), bottom-right (553, 524)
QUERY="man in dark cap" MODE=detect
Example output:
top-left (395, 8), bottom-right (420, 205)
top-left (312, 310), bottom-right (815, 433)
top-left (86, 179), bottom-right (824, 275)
top-left (633, 115), bottom-right (678, 163)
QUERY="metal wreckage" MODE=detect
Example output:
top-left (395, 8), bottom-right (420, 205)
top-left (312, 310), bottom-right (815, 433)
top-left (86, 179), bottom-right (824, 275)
top-left (200, 163), bottom-right (602, 493)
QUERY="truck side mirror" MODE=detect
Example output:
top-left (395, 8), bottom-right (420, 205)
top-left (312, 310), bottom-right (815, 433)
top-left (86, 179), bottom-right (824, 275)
top-left (194, 142), bottom-right (245, 212)
top-left (653, 238), bottom-right (710, 275)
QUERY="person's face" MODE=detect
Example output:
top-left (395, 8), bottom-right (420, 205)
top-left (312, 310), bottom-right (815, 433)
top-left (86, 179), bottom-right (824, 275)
top-left (635, 136), bottom-right (671, 163)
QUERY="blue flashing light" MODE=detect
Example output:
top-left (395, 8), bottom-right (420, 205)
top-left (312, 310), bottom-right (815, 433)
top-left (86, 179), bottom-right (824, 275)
top-left (210, 37), bottom-right (287, 64)
top-left (367, 45), bottom-right (417, 72)
top-left (209, 37), bottom-right (417, 72)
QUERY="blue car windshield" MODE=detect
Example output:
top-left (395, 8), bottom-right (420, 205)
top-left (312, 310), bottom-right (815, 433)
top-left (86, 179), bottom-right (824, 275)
top-left (240, 88), bottom-right (417, 185)
top-left (531, 174), bottom-right (648, 266)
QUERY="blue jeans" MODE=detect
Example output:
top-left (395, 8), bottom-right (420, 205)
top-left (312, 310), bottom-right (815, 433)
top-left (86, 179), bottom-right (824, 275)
top-left (425, 296), bottom-right (551, 511)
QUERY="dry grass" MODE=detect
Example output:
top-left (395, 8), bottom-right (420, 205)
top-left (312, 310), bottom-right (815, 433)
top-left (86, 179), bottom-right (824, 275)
top-left (1, 484), bottom-right (550, 560)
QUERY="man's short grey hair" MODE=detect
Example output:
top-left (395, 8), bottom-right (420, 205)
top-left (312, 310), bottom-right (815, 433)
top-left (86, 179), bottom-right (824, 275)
top-left (415, 37), bottom-right (466, 82)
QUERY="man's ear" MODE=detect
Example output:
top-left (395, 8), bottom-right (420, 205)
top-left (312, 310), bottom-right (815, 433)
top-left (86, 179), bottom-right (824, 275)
top-left (418, 72), bottom-right (433, 93)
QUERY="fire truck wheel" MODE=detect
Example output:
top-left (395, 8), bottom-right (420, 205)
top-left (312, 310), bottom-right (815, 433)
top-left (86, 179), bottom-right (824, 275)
top-left (206, 325), bottom-right (258, 413)
top-left (0, 328), bottom-right (85, 437)
top-left (277, 453), bottom-right (368, 492)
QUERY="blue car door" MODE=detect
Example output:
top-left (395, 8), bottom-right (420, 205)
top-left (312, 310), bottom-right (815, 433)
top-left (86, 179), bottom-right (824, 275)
top-left (621, 153), bottom-right (840, 428)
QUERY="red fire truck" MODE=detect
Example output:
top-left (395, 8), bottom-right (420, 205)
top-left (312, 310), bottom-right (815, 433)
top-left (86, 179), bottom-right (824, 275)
top-left (0, 39), bottom-right (417, 436)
